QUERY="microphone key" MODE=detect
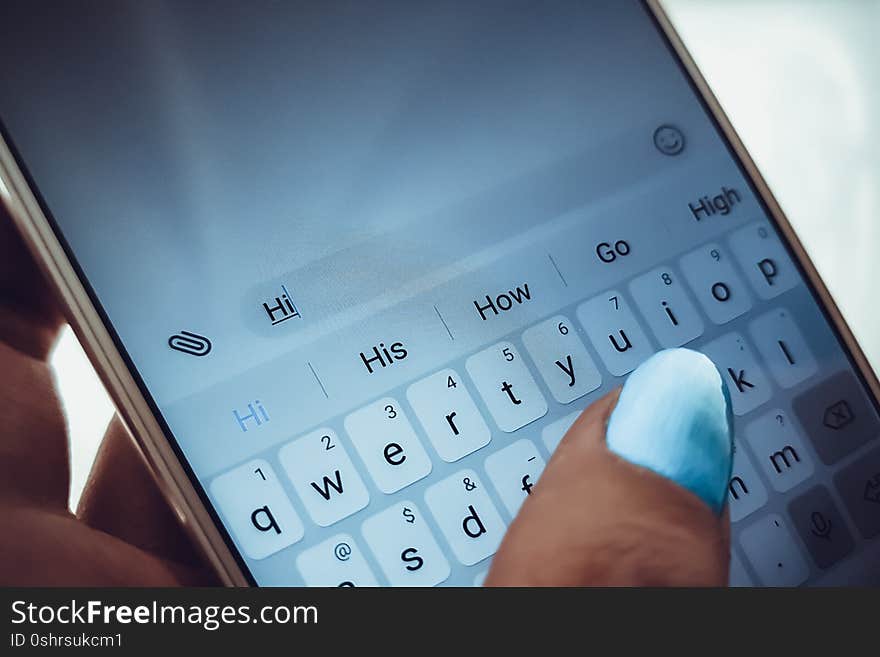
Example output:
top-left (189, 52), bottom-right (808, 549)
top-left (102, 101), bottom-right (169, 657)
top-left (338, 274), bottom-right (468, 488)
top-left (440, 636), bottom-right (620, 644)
top-left (787, 485), bottom-right (854, 570)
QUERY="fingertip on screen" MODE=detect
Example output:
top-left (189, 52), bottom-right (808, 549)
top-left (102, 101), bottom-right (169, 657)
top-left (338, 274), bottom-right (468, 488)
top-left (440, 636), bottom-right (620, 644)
top-left (606, 348), bottom-right (734, 515)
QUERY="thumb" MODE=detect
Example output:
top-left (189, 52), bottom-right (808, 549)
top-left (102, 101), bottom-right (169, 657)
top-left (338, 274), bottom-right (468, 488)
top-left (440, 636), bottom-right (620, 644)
top-left (485, 348), bottom-right (733, 586)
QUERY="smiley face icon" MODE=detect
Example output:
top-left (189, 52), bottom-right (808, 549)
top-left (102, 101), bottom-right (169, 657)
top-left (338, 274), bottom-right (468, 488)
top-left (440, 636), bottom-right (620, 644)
top-left (653, 124), bottom-right (685, 156)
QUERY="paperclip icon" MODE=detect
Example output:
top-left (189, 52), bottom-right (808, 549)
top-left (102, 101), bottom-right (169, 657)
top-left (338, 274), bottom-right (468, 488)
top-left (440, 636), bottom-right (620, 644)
top-left (168, 331), bottom-right (212, 357)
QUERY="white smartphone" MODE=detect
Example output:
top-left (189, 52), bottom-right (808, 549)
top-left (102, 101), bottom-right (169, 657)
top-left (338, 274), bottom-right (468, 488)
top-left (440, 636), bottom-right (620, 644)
top-left (2, 0), bottom-right (879, 587)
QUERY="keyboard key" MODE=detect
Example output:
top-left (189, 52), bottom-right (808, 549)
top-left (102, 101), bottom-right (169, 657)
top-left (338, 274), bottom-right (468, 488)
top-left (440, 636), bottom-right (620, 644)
top-left (576, 290), bottom-right (654, 376)
top-left (295, 533), bottom-right (379, 587)
top-left (628, 266), bottom-right (704, 347)
top-left (484, 439), bottom-right (546, 517)
top-left (729, 551), bottom-right (753, 587)
top-left (745, 409), bottom-right (814, 493)
top-left (728, 222), bottom-right (800, 299)
top-left (542, 410), bottom-right (581, 454)
top-left (832, 446), bottom-right (880, 538)
top-left (278, 428), bottom-right (370, 527)
top-left (739, 514), bottom-right (810, 587)
top-left (424, 469), bottom-right (506, 566)
top-left (210, 459), bottom-right (304, 560)
top-left (344, 397), bottom-right (432, 494)
top-left (521, 315), bottom-right (601, 404)
top-left (679, 242), bottom-right (752, 325)
top-left (700, 332), bottom-right (772, 415)
top-left (407, 368), bottom-right (491, 462)
top-left (747, 308), bottom-right (817, 389)
top-left (728, 444), bottom-right (768, 522)
top-left (787, 485), bottom-right (854, 569)
top-left (465, 342), bottom-right (547, 432)
top-left (361, 501), bottom-right (450, 587)
top-left (792, 371), bottom-right (879, 465)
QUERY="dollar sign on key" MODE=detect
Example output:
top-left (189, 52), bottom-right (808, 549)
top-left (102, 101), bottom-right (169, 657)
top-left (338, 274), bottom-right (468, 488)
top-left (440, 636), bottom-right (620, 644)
top-left (402, 507), bottom-right (415, 524)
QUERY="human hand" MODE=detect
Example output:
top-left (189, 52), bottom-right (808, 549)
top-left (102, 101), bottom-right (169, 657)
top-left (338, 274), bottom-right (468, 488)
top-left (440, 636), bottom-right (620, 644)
top-left (487, 349), bottom-right (733, 586)
top-left (0, 209), bottom-right (213, 585)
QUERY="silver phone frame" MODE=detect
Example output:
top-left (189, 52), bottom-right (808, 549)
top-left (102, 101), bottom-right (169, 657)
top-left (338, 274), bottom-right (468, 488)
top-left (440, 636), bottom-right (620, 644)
top-left (1, 0), bottom-right (878, 587)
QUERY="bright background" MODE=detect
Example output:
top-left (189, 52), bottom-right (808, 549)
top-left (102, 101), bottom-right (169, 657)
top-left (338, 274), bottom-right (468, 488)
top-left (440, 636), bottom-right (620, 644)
top-left (50, 0), bottom-right (880, 510)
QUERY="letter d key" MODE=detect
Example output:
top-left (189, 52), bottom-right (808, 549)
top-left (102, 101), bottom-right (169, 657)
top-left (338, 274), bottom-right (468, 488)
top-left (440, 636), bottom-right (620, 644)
top-left (425, 470), bottom-right (506, 566)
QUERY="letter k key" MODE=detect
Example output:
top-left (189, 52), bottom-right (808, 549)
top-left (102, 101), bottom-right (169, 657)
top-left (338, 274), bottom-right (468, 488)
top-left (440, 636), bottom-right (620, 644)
top-left (727, 367), bottom-right (754, 394)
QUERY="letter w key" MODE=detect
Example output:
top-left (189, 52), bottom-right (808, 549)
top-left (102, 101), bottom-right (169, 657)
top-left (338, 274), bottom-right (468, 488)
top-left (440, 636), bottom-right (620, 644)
top-left (311, 469), bottom-right (345, 500)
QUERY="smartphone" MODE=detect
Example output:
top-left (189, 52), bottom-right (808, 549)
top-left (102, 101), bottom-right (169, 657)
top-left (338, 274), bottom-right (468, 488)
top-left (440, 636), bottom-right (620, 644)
top-left (2, 0), bottom-right (879, 587)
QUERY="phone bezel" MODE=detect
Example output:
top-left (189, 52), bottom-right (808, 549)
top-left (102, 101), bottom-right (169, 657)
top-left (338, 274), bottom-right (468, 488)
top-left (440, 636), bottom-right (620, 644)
top-left (1, 0), bottom-right (878, 587)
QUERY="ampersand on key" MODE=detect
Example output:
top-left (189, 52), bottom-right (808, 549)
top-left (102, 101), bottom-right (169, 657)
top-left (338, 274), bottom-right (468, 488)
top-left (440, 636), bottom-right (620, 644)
top-left (462, 477), bottom-right (477, 491)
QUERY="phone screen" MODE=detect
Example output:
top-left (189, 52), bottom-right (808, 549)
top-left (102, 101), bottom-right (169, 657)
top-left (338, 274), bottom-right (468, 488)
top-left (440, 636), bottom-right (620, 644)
top-left (2, 0), bottom-right (879, 586)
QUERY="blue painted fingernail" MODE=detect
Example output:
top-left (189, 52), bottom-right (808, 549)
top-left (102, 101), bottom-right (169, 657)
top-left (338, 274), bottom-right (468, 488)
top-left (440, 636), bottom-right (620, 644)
top-left (606, 348), bottom-right (734, 514)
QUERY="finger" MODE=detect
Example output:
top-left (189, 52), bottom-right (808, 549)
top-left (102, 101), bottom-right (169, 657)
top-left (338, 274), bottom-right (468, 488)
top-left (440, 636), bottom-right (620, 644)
top-left (0, 209), bottom-right (69, 509)
top-left (2, 506), bottom-right (207, 586)
top-left (77, 416), bottom-right (215, 577)
top-left (0, 208), bottom-right (64, 360)
top-left (0, 209), bottom-right (210, 584)
top-left (486, 348), bottom-right (733, 587)
top-left (0, 339), bottom-right (69, 509)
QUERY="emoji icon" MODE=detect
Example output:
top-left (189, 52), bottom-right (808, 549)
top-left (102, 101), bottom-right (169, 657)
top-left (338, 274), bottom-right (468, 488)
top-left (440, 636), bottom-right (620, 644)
top-left (653, 124), bottom-right (685, 156)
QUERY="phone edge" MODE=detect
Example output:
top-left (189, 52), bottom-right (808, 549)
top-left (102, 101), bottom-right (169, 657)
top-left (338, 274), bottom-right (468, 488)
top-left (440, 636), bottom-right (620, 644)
top-left (646, 0), bottom-right (880, 403)
top-left (0, 145), bottom-right (248, 586)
